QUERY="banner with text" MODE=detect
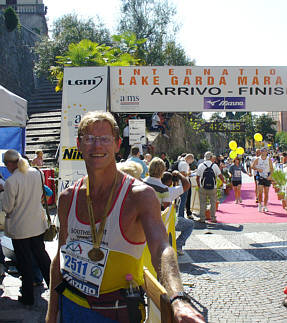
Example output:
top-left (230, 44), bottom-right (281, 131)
top-left (110, 66), bottom-right (287, 112)
top-left (59, 67), bottom-right (108, 193)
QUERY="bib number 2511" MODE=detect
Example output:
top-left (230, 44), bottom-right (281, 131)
top-left (64, 254), bottom-right (88, 275)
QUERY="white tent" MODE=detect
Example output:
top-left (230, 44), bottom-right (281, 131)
top-left (0, 85), bottom-right (27, 127)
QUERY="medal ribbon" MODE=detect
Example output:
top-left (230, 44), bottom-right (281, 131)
top-left (86, 172), bottom-right (118, 255)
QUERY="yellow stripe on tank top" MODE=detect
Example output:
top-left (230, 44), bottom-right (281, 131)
top-left (100, 250), bottom-right (145, 294)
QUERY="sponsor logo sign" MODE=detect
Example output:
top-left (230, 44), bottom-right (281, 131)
top-left (110, 66), bottom-right (287, 112)
top-left (120, 95), bottom-right (140, 106)
top-left (62, 147), bottom-right (83, 161)
top-left (204, 97), bottom-right (245, 110)
top-left (67, 75), bottom-right (103, 94)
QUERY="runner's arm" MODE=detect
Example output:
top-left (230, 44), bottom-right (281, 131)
top-left (138, 186), bottom-right (205, 322)
top-left (46, 189), bottom-right (71, 323)
top-left (268, 158), bottom-right (274, 180)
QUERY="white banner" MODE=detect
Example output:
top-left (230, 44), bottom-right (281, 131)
top-left (110, 66), bottom-right (287, 112)
top-left (59, 67), bottom-right (108, 193)
top-left (129, 119), bottom-right (146, 145)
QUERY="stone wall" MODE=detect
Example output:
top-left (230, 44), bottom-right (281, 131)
top-left (0, 14), bottom-right (40, 99)
top-left (151, 114), bottom-right (227, 160)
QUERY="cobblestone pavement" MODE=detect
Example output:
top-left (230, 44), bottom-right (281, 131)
top-left (1, 222), bottom-right (287, 322)
top-left (178, 222), bottom-right (287, 323)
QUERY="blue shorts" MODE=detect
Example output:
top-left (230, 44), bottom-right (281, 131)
top-left (59, 294), bottom-right (124, 323)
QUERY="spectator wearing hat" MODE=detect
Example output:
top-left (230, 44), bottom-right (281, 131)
top-left (196, 151), bottom-right (225, 223)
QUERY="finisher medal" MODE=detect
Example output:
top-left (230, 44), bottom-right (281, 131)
top-left (88, 247), bottom-right (105, 262)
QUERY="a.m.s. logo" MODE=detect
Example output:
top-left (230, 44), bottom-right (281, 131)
top-left (67, 76), bottom-right (103, 94)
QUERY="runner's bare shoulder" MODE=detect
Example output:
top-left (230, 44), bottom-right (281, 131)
top-left (130, 178), bottom-right (159, 202)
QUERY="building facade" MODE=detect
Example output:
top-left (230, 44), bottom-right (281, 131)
top-left (268, 112), bottom-right (287, 132)
top-left (0, 0), bottom-right (47, 35)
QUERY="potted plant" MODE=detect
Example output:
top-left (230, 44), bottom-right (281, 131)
top-left (216, 178), bottom-right (223, 210)
top-left (278, 191), bottom-right (285, 200)
top-left (222, 170), bottom-right (232, 195)
top-left (272, 170), bottom-right (287, 193)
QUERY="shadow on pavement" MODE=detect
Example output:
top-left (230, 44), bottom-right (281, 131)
top-left (194, 221), bottom-right (244, 232)
top-left (179, 262), bottom-right (219, 276)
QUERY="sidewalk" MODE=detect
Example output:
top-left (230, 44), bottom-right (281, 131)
top-left (0, 209), bottom-right (58, 323)
top-left (0, 238), bottom-right (58, 323)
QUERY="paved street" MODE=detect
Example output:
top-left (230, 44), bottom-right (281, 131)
top-left (1, 223), bottom-right (286, 322)
top-left (178, 222), bottom-right (287, 323)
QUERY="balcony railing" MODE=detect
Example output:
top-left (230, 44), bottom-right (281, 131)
top-left (0, 4), bottom-right (46, 15)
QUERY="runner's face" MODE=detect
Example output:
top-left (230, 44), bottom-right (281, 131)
top-left (261, 151), bottom-right (268, 158)
top-left (77, 121), bottom-right (119, 170)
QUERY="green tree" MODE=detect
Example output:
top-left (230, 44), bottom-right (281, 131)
top-left (4, 7), bottom-right (19, 32)
top-left (254, 114), bottom-right (277, 142)
top-left (275, 132), bottom-right (287, 150)
top-left (118, 0), bottom-right (193, 65)
top-left (51, 33), bottom-right (145, 91)
top-left (34, 14), bottom-right (111, 78)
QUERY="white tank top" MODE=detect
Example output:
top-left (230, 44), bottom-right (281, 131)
top-left (257, 156), bottom-right (270, 178)
top-left (66, 174), bottom-right (146, 259)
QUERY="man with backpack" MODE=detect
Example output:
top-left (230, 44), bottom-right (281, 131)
top-left (196, 151), bottom-right (225, 223)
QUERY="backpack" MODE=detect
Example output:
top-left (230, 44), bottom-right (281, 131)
top-left (201, 163), bottom-right (216, 189)
top-left (171, 160), bottom-right (180, 171)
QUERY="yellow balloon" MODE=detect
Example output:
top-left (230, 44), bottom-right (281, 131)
top-left (254, 133), bottom-right (263, 142)
top-left (229, 151), bottom-right (237, 159)
top-left (229, 140), bottom-right (237, 150)
top-left (236, 147), bottom-right (244, 155)
top-left (267, 143), bottom-right (272, 147)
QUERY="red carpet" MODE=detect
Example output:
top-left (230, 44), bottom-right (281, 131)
top-left (216, 183), bottom-right (287, 223)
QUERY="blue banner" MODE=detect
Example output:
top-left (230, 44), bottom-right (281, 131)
top-left (0, 127), bottom-right (25, 180)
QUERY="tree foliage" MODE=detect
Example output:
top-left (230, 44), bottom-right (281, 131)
top-left (118, 0), bottom-right (193, 65)
top-left (51, 33), bottom-right (145, 91)
top-left (4, 7), bottom-right (19, 32)
top-left (275, 132), bottom-right (287, 150)
top-left (254, 114), bottom-right (277, 142)
top-left (34, 14), bottom-right (111, 78)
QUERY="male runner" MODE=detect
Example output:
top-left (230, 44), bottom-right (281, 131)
top-left (252, 147), bottom-right (273, 212)
top-left (251, 149), bottom-right (261, 203)
top-left (46, 111), bottom-right (205, 323)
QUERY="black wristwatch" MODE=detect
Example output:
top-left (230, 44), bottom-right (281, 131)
top-left (170, 291), bottom-right (192, 305)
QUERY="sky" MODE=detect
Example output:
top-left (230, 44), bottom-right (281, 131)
top-left (45, 0), bottom-right (287, 66)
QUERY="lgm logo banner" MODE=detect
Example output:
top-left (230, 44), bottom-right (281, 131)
top-left (204, 97), bottom-right (246, 110)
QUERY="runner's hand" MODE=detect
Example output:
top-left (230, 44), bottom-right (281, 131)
top-left (172, 300), bottom-right (206, 322)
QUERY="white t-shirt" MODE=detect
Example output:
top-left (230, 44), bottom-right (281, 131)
top-left (123, 125), bottom-right (129, 138)
top-left (178, 160), bottom-right (190, 173)
top-left (168, 186), bottom-right (184, 202)
top-left (151, 113), bottom-right (160, 128)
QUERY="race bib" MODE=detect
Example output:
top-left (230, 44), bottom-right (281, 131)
top-left (234, 170), bottom-right (241, 178)
top-left (60, 240), bottom-right (109, 297)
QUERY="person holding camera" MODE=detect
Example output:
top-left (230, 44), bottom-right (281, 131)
top-left (161, 170), bottom-right (194, 256)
